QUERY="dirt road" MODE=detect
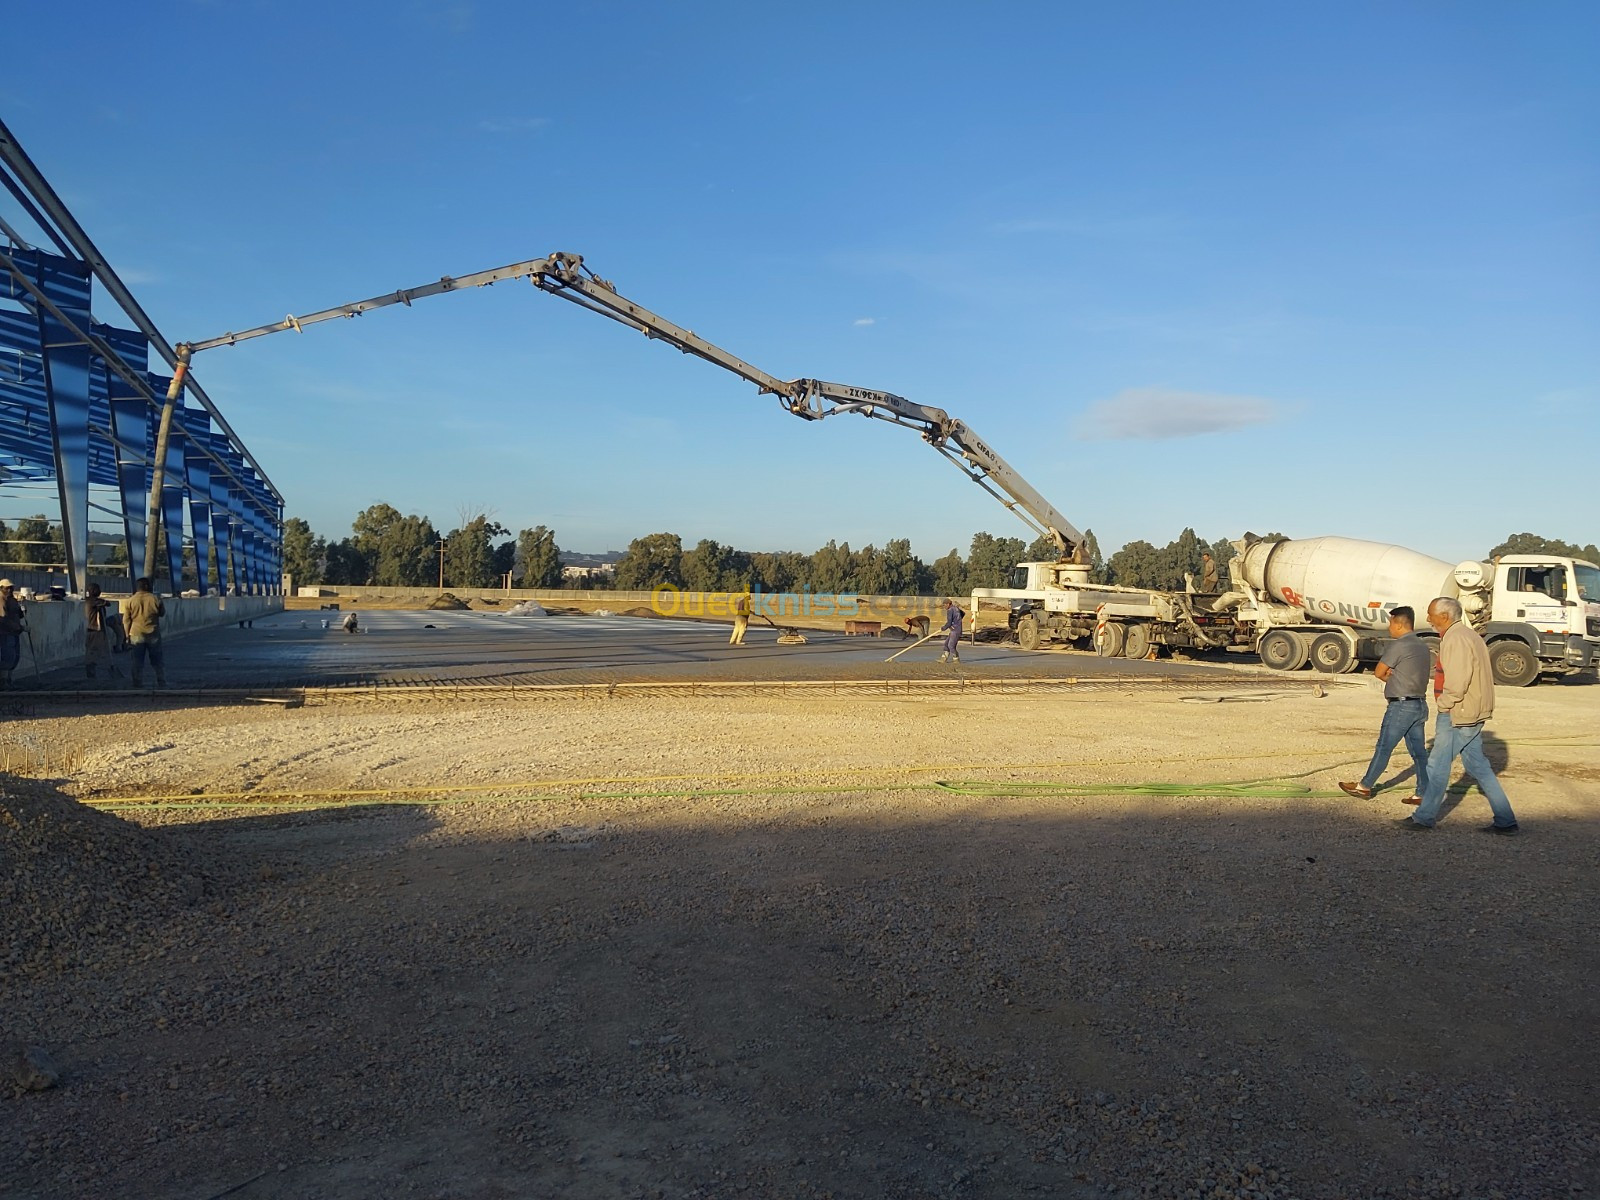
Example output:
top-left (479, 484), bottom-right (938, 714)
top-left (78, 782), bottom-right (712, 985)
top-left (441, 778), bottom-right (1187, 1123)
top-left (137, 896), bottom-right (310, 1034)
top-left (5, 680), bottom-right (1598, 1199)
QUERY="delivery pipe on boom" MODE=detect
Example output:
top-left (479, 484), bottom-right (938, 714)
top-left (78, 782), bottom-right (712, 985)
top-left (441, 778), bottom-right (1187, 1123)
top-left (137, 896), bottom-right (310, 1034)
top-left (182, 251), bottom-right (1085, 557)
top-left (143, 344), bottom-right (191, 583)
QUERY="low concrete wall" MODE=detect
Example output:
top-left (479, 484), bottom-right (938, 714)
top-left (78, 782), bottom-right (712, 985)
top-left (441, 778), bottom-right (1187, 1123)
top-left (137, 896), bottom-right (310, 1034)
top-left (292, 584), bottom-right (949, 632)
top-left (309, 585), bottom-right (631, 605)
top-left (10, 595), bottom-right (282, 675)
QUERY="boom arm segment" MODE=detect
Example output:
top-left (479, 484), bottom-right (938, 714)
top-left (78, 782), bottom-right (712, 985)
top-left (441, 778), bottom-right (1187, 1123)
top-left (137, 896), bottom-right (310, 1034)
top-left (185, 251), bottom-right (1084, 554)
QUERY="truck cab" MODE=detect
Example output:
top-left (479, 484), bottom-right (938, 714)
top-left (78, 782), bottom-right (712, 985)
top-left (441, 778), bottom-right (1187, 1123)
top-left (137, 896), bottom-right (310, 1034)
top-left (1466, 555), bottom-right (1600, 685)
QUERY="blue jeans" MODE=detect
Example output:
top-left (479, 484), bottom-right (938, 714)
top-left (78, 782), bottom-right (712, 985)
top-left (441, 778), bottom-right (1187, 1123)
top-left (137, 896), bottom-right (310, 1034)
top-left (130, 635), bottom-right (165, 684)
top-left (1411, 712), bottom-right (1517, 828)
top-left (0, 631), bottom-right (18, 673)
top-left (1360, 698), bottom-right (1429, 793)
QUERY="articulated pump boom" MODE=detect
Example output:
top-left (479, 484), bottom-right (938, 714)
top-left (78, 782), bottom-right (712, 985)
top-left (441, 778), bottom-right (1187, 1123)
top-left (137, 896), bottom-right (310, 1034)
top-left (181, 251), bottom-right (1084, 557)
top-left (176, 248), bottom-right (1599, 684)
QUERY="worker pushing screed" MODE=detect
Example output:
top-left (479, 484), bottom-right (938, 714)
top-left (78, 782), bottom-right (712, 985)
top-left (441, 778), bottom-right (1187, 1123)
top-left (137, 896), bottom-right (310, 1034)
top-left (937, 598), bottom-right (964, 664)
top-left (883, 630), bottom-right (939, 663)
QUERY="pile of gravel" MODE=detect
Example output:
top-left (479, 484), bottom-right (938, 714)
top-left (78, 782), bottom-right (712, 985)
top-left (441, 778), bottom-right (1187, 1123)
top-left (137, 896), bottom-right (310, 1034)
top-left (0, 778), bottom-right (216, 978)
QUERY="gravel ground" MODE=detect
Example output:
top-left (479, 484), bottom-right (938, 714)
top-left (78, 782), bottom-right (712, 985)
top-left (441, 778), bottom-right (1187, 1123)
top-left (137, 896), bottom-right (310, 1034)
top-left (3, 679), bottom-right (1598, 1199)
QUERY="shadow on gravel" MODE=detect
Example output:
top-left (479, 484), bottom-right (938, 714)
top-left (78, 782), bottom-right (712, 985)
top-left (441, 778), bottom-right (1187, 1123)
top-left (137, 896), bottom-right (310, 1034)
top-left (5, 794), bottom-right (1595, 1200)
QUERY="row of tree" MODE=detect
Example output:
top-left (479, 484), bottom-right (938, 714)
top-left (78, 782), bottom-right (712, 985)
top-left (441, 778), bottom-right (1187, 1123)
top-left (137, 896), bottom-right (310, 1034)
top-left (0, 517), bottom-right (66, 567)
top-left (0, 517), bottom-right (130, 569)
top-left (611, 528), bottom-right (1262, 594)
top-left (284, 505), bottom-right (563, 590)
top-left (14, 504), bottom-right (1600, 597)
top-left (286, 505), bottom-right (1249, 594)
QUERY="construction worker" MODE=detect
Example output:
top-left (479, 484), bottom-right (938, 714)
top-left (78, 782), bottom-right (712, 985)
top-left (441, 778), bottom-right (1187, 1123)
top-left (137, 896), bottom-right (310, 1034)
top-left (0, 579), bottom-right (24, 687)
top-left (937, 597), bottom-right (964, 664)
top-left (1399, 596), bottom-right (1519, 834)
top-left (123, 576), bottom-right (167, 688)
top-left (729, 591), bottom-right (751, 645)
top-left (1199, 553), bottom-right (1219, 593)
top-left (84, 583), bottom-right (115, 679)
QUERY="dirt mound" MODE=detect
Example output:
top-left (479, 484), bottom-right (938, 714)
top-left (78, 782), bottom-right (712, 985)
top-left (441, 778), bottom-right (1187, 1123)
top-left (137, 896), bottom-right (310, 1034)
top-left (620, 606), bottom-right (659, 618)
top-left (0, 777), bottom-right (215, 977)
top-left (427, 592), bottom-right (470, 610)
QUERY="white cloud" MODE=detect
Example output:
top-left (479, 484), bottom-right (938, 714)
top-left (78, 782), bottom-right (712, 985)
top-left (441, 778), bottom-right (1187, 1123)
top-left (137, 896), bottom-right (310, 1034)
top-left (1075, 388), bottom-right (1280, 441)
top-left (852, 317), bottom-right (876, 327)
top-left (478, 116), bottom-right (551, 134)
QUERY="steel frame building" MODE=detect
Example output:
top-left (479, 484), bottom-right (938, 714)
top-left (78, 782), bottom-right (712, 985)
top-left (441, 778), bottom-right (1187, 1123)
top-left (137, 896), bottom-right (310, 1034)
top-left (0, 117), bottom-right (281, 596)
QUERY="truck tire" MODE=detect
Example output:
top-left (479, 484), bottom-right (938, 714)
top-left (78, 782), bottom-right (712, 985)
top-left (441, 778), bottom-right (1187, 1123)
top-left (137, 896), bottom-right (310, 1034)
top-left (1016, 615), bottom-right (1042, 651)
top-left (1310, 632), bottom-right (1355, 674)
top-left (1259, 629), bottom-right (1308, 671)
top-left (1123, 623), bottom-right (1153, 661)
top-left (1488, 639), bottom-right (1540, 688)
top-left (1095, 621), bottom-right (1126, 657)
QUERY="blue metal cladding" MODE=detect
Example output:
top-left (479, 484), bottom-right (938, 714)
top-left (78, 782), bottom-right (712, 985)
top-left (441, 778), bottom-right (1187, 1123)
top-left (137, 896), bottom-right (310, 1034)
top-left (101, 325), bottom-right (151, 585)
top-left (207, 463), bottom-right (234, 592)
top-left (31, 250), bottom-right (95, 591)
top-left (108, 394), bottom-right (150, 583)
top-left (2, 129), bottom-right (284, 596)
top-left (239, 524), bottom-right (256, 594)
top-left (184, 441), bottom-right (212, 595)
top-left (161, 420), bottom-right (186, 592)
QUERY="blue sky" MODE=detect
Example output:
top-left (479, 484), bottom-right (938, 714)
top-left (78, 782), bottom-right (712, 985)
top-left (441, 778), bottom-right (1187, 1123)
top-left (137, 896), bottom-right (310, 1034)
top-left (4, 1), bottom-right (1596, 564)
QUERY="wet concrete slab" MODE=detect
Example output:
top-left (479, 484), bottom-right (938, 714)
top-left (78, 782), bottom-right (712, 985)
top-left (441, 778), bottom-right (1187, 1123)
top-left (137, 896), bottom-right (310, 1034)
top-left (17, 609), bottom-right (1268, 694)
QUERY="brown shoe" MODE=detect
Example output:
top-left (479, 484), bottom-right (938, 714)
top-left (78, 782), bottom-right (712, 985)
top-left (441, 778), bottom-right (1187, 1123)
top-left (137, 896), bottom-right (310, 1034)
top-left (1401, 795), bottom-right (1421, 806)
top-left (1338, 781), bottom-right (1374, 799)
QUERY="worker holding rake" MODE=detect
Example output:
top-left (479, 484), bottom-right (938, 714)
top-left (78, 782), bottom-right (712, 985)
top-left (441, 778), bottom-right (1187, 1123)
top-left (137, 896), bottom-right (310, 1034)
top-left (0, 579), bottom-right (24, 687)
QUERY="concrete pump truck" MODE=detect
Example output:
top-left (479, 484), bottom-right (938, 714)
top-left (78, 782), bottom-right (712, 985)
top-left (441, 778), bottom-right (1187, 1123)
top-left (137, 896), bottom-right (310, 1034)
top-left (175, 252), bottom-right (1598, 686)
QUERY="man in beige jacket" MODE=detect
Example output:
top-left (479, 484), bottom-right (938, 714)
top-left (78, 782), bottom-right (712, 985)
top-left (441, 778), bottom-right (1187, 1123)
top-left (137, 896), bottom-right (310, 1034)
top-left (123, 576), bottom-right (167, 689)
top-left (1399, 596), bottom-right (1519, 833)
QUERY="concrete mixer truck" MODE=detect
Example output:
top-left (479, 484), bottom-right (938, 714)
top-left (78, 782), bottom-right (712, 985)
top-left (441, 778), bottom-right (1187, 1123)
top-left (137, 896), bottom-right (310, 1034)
top-left (973, 536), bottom-right (1600, 687)
top-left (1221, 536), bottom-right (1600, 686)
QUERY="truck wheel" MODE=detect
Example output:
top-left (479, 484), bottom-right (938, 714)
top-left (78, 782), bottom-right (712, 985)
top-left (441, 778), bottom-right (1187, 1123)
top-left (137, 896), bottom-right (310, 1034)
top-left (1095, 622), bottom-right (1126, 657)
top-left (1489, 640), bottom-right (1540, 688)
top-left (1123, 623), bottom-right (1153, 660)
top-left (1309, 632), bottom-right (1354, 674)
top-left (1259, 629), bottom-right (1308, 671)
top-left (1016, 615), bottom-right (1042, 651)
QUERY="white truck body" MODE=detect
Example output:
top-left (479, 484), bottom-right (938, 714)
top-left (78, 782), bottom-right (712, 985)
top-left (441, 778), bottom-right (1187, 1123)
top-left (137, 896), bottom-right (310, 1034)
top-left (971, 562), bottom-right (1227, 659)
top-left (1232, 538), bottom-right (1600, 684)
top-left (976, 537), bottom-right (1600, 685)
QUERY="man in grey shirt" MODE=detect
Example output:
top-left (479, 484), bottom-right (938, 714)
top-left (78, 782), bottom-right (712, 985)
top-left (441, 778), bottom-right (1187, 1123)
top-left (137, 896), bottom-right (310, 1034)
top-left (1339, 606), bottom-right (1431, 803)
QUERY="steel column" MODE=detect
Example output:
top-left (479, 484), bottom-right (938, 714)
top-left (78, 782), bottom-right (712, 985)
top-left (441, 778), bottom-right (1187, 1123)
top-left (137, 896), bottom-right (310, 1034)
top-left (31, 253), bottom-right (93, 592)
top-left (160, 423), bottom-right (186, 591)
top-left (184, 446), bottom-right (212, 595)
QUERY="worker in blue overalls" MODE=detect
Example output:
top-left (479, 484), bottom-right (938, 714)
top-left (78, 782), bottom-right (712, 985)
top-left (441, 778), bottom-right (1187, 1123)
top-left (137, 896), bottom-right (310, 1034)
top-left (937, 597), bottom-right (964, 665)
